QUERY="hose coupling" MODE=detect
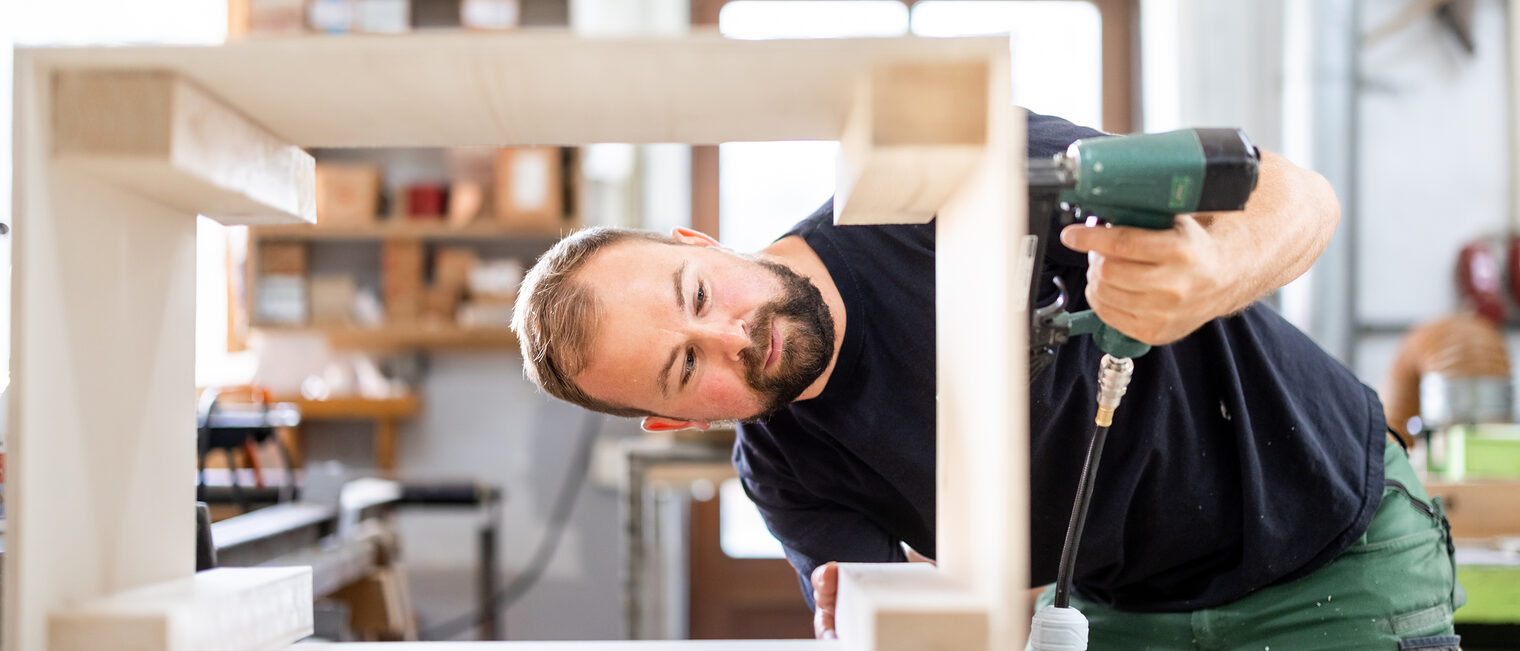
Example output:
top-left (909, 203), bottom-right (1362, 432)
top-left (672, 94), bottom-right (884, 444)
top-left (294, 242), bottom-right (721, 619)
top-left (1094, 354), bottom-right (1134, 426)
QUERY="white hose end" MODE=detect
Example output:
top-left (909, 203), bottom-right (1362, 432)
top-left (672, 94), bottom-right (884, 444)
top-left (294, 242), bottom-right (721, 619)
top-left (1029, 605), bottom-right (1089, 651)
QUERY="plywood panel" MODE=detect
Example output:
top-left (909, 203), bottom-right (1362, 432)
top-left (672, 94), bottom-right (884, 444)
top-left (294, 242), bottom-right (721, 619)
top-left (824, 50), bottom-right (1027, 651)
top-left (6, 54), bottom-right (204, 651)
top-left (52, 70), bottom-right (315, 226)
top-left (934, 56), bottom-right (1028, 650)
top-left (50, 567), bottom-right (314, 651)
top-left (834, 563), bottom-right (987, 651)
top-left (833, 62), bottom-right (987, 225)
top-left (6, 58), bottom-right (316, 651)
top-left (26, 33), bottom-right (1004, 147)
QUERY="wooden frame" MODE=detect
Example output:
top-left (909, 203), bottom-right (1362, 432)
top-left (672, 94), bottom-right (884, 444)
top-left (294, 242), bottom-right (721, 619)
top-left (12, 32), bottom-right (1026, 650)
top-left (12, 62), bottom-right (316, 651)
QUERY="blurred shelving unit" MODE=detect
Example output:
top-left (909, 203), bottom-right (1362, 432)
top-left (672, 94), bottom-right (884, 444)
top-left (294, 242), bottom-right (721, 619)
top-left (227, 2), bottom-right (582, 353)
top-left (272, 392), bottom-right (422, 470)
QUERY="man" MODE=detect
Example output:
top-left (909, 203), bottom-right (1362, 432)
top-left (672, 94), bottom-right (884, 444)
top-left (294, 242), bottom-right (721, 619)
top-left (512, 112), bottom-right (1462, 650)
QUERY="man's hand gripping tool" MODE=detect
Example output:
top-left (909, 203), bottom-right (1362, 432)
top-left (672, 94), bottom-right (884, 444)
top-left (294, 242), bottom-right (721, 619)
top-left (1027, 127), bottom-right (1262, 372)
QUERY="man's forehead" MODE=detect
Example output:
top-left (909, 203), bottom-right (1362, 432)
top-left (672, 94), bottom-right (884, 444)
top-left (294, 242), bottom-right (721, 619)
top-left (571, 239), bottom-right (686, 403)
top-left (577, 238), bottom-right (686, 283)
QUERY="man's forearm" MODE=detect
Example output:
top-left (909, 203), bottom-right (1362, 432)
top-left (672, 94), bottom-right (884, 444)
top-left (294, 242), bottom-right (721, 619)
top-left (1196, 150), bottom-right (1340, 314)
top-left (1058, 149), bottom-right (1342, 346)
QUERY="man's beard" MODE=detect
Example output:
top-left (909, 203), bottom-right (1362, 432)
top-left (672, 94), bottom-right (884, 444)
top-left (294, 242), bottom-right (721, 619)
top-left (737, 257), bottom-right (836, 422)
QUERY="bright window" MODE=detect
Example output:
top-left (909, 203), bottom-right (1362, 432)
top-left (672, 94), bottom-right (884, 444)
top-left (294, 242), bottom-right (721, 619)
top-left (717, 1), bottom-right (1104, 253)
top-left (913, 1), bottom-right (1103, 129)
top-left (718, 1), bottom-right (909, 40)
top-left (717, 2), bottom-right (910, 253)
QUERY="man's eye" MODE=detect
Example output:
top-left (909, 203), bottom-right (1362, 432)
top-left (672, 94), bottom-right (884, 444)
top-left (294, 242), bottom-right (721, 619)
top-left (695, 283), bottom-right (707, 313)
top-left (682, 348), bottom-right (696, 383)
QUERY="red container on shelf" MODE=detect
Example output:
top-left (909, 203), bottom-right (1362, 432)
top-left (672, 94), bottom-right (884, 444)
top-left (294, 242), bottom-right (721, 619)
top-left (406, 183), bottom-right (447, 219)
top-left (1458, 241), bottom-right (1504, 324)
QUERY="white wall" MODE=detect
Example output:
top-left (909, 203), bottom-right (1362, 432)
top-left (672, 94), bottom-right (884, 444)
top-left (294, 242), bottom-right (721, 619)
top-left (1142, 0), bottom-right (1513, 392)
top-left (1352, 0), bottom-right (1511, 383)
top-left (1141, 0), bottom-right (1286, 149)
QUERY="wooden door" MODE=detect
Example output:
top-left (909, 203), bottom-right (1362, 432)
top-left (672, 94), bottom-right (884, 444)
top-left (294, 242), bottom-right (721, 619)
top-left (687, 494), bottom-right (814, 639)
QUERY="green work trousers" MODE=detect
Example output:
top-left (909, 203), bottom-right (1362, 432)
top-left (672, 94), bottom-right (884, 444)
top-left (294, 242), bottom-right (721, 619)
top-left (1030, 441), bottom-right (1464, 650)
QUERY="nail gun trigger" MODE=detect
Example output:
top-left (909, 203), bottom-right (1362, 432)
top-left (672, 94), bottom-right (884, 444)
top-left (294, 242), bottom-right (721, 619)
top-left (1058, 202), bottom-right (1082, 227)
top-left (1031, 277), bottom-right (1072, 350)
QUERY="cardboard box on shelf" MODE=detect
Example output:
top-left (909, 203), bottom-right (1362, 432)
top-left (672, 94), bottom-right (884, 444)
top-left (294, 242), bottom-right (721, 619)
top-left (433, 247), bottom-right (478, 292)
top-left (423, 285), bottom-right (462, 324)
top-left (382, 240), bottom-right (424, 324)
top-left (309, 274), bottom-right (358, 326)
top-left (315, 163), bottom-right (382, 226)
top-left (494, 146), bottom-right (563, 232)
top-left (247, 0), bottom-right (308, 36)
top-left (259, 242), bottom-right (308, 276)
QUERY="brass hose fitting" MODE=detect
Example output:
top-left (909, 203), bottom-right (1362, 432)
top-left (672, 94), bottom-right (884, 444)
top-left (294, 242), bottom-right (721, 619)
top-left (1095, 354), bottom-right (1134, 427)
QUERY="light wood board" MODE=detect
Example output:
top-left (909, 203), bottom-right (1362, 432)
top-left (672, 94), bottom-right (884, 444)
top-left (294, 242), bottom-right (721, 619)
top-left (7, 59), bottom-right (316, 651)
top-left (23, 32), bottom-right (1004, 147)
top-left (52, 70), bottom-right (315, 226)
top-left (50, 568), bottom-right (313, 651)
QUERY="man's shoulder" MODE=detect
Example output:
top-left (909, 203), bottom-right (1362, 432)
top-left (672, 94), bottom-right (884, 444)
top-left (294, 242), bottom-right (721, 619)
top-left (1026, 110), bottom-right (1106, 159)
top-left (733, 409), bottom-right (817, 482)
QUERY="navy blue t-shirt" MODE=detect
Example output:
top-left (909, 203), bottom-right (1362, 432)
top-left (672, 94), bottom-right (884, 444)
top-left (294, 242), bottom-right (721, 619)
top-left (733, 111), bottom-right (1386, 612)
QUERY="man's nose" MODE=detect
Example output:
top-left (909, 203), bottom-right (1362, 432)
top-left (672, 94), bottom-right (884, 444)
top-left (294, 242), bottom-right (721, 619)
top-left (697, 320), bottom-right (749, 361)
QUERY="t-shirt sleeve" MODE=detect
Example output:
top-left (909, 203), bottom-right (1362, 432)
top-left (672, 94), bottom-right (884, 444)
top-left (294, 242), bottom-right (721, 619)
top-left (1025, 110), bottom-right (1107, 272)
top-left (734, 422), bottom-right (908, 610)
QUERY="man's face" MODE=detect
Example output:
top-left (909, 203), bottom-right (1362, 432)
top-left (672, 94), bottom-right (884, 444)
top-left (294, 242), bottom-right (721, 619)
top-left (572, 237), bottom-right (835, 424)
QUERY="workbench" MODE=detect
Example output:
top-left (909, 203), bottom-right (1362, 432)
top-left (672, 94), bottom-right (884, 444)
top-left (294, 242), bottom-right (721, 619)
top-left (276, 394), bottom-right (422, 472)
top-left (621, 435), bottom-right (739, 640)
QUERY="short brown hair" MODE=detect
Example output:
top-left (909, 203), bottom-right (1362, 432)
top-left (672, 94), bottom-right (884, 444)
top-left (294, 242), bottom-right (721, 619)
top-left (511, 227), bottom-right (680, 417)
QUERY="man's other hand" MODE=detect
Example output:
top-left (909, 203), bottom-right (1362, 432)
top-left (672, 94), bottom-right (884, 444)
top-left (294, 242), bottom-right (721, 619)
top-left (812, 562), bottom-right (839, 639)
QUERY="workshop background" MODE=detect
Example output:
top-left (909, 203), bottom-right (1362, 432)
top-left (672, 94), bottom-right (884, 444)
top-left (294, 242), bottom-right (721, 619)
top-left (1, 0), bottom-right (1517, 646)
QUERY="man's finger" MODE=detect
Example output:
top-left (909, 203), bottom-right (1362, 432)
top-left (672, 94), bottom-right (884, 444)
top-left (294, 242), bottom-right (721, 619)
top-left (811, 562), bottom-right (839, 639)
top-left (1060, 223), bottom-right (1181, 264)
top-left (814, 607), bottom-right (836, 639)
top-left (1087, 251), bottom-right (1173, 294)
top-left (811, 563), bottom-right (838, 607)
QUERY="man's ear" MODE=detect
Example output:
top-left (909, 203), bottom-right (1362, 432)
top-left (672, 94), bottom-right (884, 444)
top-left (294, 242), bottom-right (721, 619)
top-left (641, 416), bottom-right (711, 432)
top-left (671, 227), bottom-right (722, 248)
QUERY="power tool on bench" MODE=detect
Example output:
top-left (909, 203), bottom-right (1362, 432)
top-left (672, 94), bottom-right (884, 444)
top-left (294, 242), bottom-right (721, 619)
top-left (1024, 128), bottom-right (1262, 651)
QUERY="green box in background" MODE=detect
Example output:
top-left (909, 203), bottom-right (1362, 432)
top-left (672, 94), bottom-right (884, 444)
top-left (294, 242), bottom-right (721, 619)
top-left (1455, 544), bottom-right (1520, 625)
top-left (1427, 425), bottom-right (1520, 481)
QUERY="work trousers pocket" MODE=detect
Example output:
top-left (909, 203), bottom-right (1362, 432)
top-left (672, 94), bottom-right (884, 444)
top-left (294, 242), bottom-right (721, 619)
top-left (1398, 634), bottom-right (1461, 650)
top-left (1364, 443), bottom-right (1462, 646)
